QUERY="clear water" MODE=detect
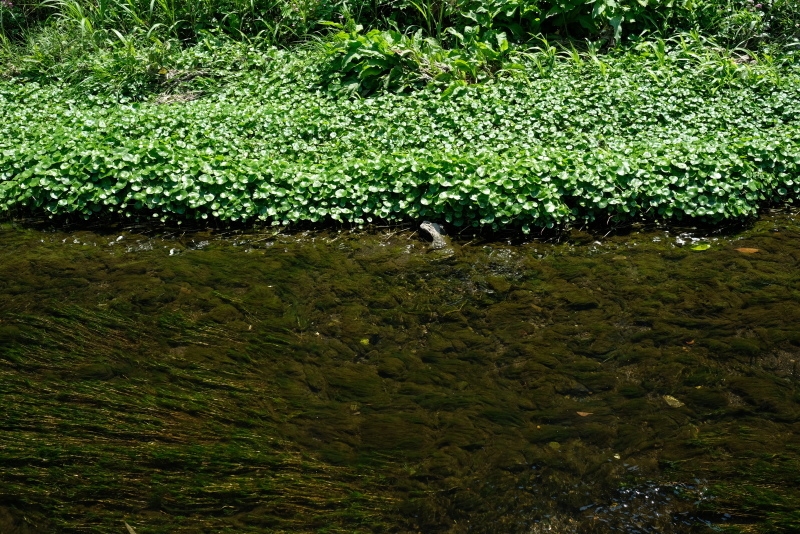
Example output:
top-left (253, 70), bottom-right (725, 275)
top-left (2, 213), bottom-right (799, 533)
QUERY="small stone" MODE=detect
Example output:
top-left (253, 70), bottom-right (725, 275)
top-left (663, 394), bottom-right (685, 408)
top-left (420, 221), bottom-right (449, 250)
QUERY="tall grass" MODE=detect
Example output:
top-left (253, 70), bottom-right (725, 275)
top-left (1, 0), bottom-right (341, 49)
top-left (2, 0), bottom-right (798, 49)
top-left (0, 0), bottom-right (797, 92)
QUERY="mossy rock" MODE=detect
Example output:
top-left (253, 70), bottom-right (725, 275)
top-left (507, 289), bottom-right (541, 305)
top-left (425, 332), bottom-right (454, 352)
top-left (437, 422), bottom-right (486, 451)
top-left (525, 425), bottom-right (574, 443)
top-left (182, 345), bottom-right (223, 363)
top-left (74, 362), bottom-right (127, 380)
top-left (728, 376), bottom-right (795, 416)
top-left (520, 351), bottom-right (561, 369)
top-left (574, 371), bottom-right (617, 392)
top-left (479, 409), bottom-right (525, 427)
top-left (685, 388), bottom-right (729, 410)
top-left (416, 393), bottom-right (475, 411)
top-left (486, 276), bottom-right (512, 293)
top-left (303, 365), bottom-right (327, 392)
top-left (618, 384), bottom-right (647, 398)
top-left (613, 397), bottom-right (655, 416)
top-left (325, 367), bottom-right (383, 400)
top-left (360, 415), bottom-right (431, 452)
top-left (0, 505), bottom-right (46, 534)
top-left (576, 423), bottom-right (616, 447)
top-left (201, 303), bottom-right (243, 323)
top-left (318, 441), bottom-right (356, 465)
top-left (551, 377), bottom-right (591, 397)
top-left (560, 290), bottom-right (600, 310)
top-left (0, 325), bottom-right (22, 343)
top-left (376, 356), bottom-right (406, 378)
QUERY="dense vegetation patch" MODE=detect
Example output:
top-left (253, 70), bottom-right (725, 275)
top-left (0, 1), bottom-right (799, 229)
top-left (2, 0), bottom-right (799, 47)
top-left (2, 39), bottom-right (799, 229)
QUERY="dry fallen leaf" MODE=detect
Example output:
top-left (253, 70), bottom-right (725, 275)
top-left (735, 247), bottom-right (760, 253)
top-left (576, 411), bottom-right (593, 416)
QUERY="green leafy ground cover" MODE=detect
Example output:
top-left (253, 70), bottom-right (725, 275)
top-left (1, 39), bottom-right (800, 230)
top-left (1, 0), bottom-right (799, 230)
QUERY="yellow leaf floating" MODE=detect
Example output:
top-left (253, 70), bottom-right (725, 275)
top-left (576, 411), bottom-right (592, 417)
top-left (735, 247), bottom-right (759, 253)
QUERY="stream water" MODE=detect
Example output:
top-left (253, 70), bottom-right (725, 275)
top-left (2, 212), bottom-right (800, 534)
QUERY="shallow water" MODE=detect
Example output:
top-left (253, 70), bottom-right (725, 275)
top-left (1, 213), bottom-right (800, 533)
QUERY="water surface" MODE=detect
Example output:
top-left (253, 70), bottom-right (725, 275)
top-left (2, 214), bottom-right (800, 533)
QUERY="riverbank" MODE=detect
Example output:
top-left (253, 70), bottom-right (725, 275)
top-left (2, 38), bottom-right (800, 231)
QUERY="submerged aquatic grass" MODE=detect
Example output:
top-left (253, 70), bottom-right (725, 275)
top-left (1, 213), bottom-right (800, 532)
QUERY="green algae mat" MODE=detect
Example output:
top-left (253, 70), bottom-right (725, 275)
top-left (2, 213), bottom-right (800, 533)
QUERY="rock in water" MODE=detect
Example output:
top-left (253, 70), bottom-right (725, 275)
top-left (420, 221), bottom-right (448, 250)
top-left (663, 395), bottom-right (685, 408)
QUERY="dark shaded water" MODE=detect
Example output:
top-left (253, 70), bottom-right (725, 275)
top-left (2, 213), bottom-right (800, 533)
